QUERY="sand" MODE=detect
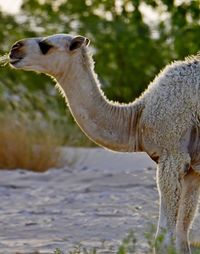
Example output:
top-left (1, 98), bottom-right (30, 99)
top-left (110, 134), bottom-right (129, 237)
top-left (0, 148), bottom-right (199, 254)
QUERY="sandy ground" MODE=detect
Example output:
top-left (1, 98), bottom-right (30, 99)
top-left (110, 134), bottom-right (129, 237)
top-left (0, 148), bottom-right (199, 254)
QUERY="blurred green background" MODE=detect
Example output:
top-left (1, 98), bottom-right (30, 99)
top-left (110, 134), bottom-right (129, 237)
top-left (0, 0), bottom-right (199, 146)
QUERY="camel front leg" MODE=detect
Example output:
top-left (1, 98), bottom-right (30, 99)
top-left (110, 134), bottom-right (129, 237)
top-left (176, 169), bottom-right (200, 254)
top-left (155, 153), bottom-right (190, 253)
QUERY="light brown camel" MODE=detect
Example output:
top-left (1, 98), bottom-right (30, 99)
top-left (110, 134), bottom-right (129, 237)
top-left (8, 34), bottom-right (200, 254)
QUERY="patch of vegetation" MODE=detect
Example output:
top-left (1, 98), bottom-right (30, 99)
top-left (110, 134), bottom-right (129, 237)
top-left (117, 230), bottom-right (136, 254)
top-left (53, 227), bottom-right (200, 254)
top-left (0, 82), bottom-right (93, 147)
top-left (0, 81), bottom-right (93, 171)
top-left (0, 114), bottom-right (63, 171)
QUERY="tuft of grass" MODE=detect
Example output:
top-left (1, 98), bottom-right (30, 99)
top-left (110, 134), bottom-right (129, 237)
top-left (117, 230), bottom-right (136, 254)
top-left (0, 115), bottom-right (63, 172)
top-left (54, 249), bottom-right (63, 254)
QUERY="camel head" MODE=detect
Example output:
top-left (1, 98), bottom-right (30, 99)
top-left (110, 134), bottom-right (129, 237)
top-left (9, 34), bottom-right (90, 76)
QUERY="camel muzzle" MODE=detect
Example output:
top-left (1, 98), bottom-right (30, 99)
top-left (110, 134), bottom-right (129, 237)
top-left (9, 41), bottom-right (25, 65)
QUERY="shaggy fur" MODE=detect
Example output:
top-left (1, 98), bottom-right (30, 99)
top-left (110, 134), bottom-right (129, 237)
top-left (9, 34), bottom-right (200, 254)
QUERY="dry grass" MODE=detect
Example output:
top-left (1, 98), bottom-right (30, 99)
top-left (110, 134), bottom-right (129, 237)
top-left (0, 116), bottom-right (63, 172)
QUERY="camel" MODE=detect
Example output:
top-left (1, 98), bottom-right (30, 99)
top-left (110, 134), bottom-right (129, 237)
top-left (8, 34), bottom-right (200, 254)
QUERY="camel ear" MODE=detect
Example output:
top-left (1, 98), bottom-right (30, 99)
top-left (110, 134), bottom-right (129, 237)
top-left (69, 36), bottom-right (90, 51)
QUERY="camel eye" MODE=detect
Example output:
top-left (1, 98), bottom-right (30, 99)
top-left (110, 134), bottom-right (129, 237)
top-left (38, 40), bottom-right (53, 55)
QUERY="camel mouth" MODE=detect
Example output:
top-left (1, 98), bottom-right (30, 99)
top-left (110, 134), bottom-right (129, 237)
top-left (9, 57), bottom-right (23, 66)
top-left (9, 41), bottom-right (25, 67)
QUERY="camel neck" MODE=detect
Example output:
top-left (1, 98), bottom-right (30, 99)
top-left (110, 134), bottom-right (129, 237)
top-left (56, 50), bottom-right (143, 152)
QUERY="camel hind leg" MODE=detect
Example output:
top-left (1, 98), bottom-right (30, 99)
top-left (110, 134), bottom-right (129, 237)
top-left (155, 152), bottom-right (191, 253)
top-left (176, 168), bottom-right (200, 254)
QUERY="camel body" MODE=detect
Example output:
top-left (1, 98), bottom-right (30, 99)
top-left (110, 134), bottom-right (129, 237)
top-left (8, 34), bottom-right (200, 254)
top-left (141, 60), bottom-right (200, 164)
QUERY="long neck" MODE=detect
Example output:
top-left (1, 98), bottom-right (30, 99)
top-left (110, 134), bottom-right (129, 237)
top-left (56, 49), bottom-right (144, 152)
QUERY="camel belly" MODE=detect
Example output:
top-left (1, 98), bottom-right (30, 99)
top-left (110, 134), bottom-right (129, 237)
top-left (142, 124), bottom-right (200, 169)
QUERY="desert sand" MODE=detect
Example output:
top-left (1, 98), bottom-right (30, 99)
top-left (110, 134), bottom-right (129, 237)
top-left (0, 148), bottom-right (199, 254)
